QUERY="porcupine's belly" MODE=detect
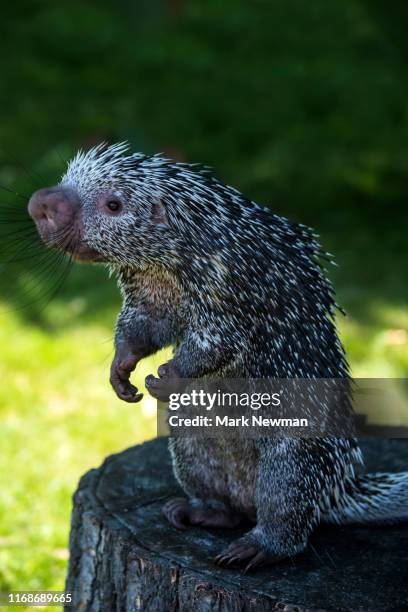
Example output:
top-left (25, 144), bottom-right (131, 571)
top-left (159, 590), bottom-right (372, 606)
top-left (170, 437), bottom-right (258, 519)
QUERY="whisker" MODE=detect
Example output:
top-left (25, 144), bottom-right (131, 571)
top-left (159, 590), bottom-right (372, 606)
top-left (0, 183), bottom-right (81, 314)
top-left (0, 249), bottom-right (63, 289)
top-left (0, 227), bottom-right (41, 243)
top-left (0, 217), bottom-right (77, 262)
top-left (32, 235), bottom-right (80, 305)
top-left (0, 184), bottom-right (30, 201)
top-left (2, 251), bottom-right (71, 308)
top-left (30, 258), bottom-right (74, 311)
top-left (0, 213), bottom-right (36, 223)
top-left (0, 245), bottom-right (56, 265)
top-left (1, 231), bottom-right (69, 285)
top-left (7, 153), bottom-right (46, 188)
top-left (56, 150), bottom-right (67, 171)
top-left (0, 231), bottom-right (44, 251)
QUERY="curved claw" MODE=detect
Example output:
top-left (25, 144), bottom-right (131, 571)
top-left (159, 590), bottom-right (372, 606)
top-left (145, 373), bottom-right (176, 402)
top-left (243, 550), bottom-right (283, 573)
top-left (146, 361), bottom-right (183, 401)
top-left (215, 538), bottom-right (286, 572)
top-left (215, 545), bottom-right (257, 567)
top-left (145, 374), bottom-right (167, 402)
top-left (162, 497), bottom-right (190, 530)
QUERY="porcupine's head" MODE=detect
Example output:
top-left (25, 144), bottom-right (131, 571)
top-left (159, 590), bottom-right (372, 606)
top-left (27, 143), bottom-right (176, 267)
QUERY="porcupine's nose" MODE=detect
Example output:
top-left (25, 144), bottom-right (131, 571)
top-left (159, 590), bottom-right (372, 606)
top-left (28, 186), bottom-right (80, 229)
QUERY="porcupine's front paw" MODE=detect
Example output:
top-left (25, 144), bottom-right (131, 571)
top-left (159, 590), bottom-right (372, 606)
top-left (215, 531), bottom-right (286, 573)
top-left (145, 360), bottom-right (182, 402)
top-left (110, 345), bottom-right (144, 403)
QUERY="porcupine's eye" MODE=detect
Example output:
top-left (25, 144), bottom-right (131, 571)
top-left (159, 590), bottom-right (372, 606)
top-left (105, 198), bottom-right (123, 214)
top-left (98, 192), bottom-right (124, 216)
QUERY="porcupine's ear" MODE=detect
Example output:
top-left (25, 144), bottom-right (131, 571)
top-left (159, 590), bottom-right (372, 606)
top-left (150, 197), bottom-right (169, 228)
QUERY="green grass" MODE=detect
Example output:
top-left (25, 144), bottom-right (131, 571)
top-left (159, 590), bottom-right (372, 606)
top-left (0, 272), bottom-right (172, 603)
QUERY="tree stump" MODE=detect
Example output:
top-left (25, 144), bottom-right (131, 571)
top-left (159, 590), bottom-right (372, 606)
top-left (66, 439), bottom-right (408, 611)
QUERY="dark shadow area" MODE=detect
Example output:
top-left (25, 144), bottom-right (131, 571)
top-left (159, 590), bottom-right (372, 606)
top-left (0, 0), bottom-right (406, 336)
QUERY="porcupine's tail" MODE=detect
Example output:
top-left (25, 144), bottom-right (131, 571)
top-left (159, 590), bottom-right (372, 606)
top-left (323, 472), bottom-right (408, 525)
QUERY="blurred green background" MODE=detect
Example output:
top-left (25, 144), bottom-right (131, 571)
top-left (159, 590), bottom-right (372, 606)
top-left (0, 0), bottom-right (407, 599)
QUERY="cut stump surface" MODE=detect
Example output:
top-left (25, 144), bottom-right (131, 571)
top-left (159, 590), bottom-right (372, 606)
top-left (66, 438), bottom-right (408, 611)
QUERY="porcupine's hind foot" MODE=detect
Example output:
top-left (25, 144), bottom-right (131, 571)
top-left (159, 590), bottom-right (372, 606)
top-left (162, 498), bottom-right (244, 530)
top-left (215, 531), bottom-right (286, 573)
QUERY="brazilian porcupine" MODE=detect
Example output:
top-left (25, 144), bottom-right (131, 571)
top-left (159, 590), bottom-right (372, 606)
top-left (28, 143), bottom-right (408, 571)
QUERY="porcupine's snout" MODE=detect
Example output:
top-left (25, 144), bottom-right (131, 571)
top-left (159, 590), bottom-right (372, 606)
top-left (28, 186), bottom-right (79, 235)
top-left (28, 187), bottom-right (104, 261)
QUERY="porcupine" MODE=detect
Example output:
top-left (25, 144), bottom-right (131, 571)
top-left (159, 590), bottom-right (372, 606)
top-left (28, 143), bottom-right (408, 571)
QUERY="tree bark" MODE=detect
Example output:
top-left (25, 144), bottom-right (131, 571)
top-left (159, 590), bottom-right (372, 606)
top-left (66, 438), bottom-right (408, 611)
